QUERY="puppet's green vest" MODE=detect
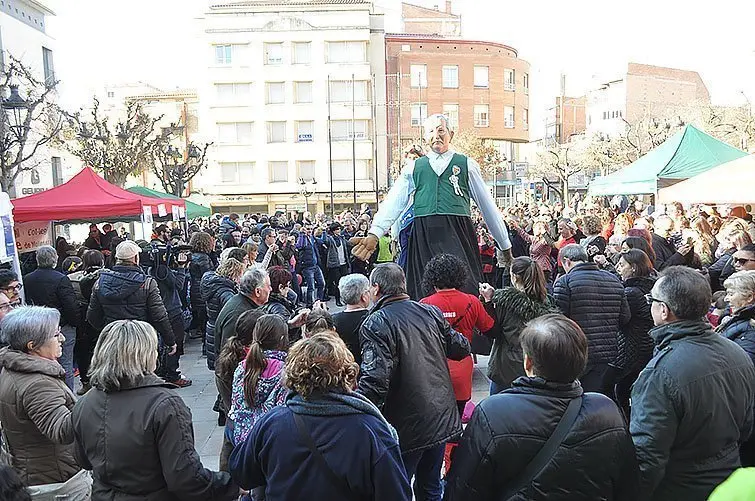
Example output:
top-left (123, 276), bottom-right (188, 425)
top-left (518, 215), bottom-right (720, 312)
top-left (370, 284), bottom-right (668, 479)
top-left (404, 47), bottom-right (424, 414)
top-left (412, 154), bottom-right (471, 217)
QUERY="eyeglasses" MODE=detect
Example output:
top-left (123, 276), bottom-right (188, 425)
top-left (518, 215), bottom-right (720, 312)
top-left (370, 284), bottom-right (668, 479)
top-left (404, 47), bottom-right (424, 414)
top-left (644, 294), bottom-right (666, 306)
top-left (734, 257), bottom-right (755, 265)
top-left (2, 283), bottom-right (22, 292)
top-left (53, 326), bottom-right (64, 341)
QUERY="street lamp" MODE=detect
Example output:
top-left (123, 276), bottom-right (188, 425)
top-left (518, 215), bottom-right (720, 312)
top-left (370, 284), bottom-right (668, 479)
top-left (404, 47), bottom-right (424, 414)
top-left (298, 177), bottom-right (317, 213)
top-left (2, 84), bottom-right (29, 136)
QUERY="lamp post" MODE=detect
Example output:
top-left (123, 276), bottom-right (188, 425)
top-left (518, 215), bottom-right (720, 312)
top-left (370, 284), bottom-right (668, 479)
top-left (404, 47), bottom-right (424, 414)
top-left (298, 177), bottom-right (317, 214)
top-left (2, 84), bottom-right (30, 197)
top-left (158, 123), bottom-right (209, 197)
top-left (2, 85), bottom-right (28, 136)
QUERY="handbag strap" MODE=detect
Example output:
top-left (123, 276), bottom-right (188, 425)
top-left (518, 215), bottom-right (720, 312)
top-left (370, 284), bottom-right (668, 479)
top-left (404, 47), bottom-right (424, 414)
top-left (292, 412), bottom-right (355, 499)
top-left (501, 395), bottom-right (583, 500)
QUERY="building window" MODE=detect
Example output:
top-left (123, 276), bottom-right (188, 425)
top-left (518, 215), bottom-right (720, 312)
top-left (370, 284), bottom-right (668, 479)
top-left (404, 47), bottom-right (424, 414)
top-left (270, 161), bottom-right (289, 183)
top-left (326, 41), bottom-right (366, 63)
top-left (411, 103), bottom-right (428, 127)
top-left (442, 104), bottom-right (459, 130)
top-left (265, 43), bottom-right (284, 65)
top-left (51, 156), bottom-right (62, 187)
top-left (332, 159), bottom-right (369, 181)
top-left (292, 42), bottom-right (311, 64)
top-left (42, 47), bottom-right (54, 85)
top-left (329, 80), bottom-right (368, 103)
top-left (474, 105), bottom-right (489, 127)
top-left (266, 82), bottom-right (285, 104)
top-left (410, 64), bottom-right (427, 88)
top-left (217, 122), bottom-right (253, 144)
top-left (215, 83), bottom-right (252, 104)
top-left (523, 108), bottom-right (529, 130)
top-left (504, 69), bottom-right (515, 91)
top-left (442, 65), bottom-right (458, 88)
top-left (294, 81), bottom-right (313, 103)
top-left (220, 162), bottom-right (253, 184)
top-left (266, 121), bottom-right (286, 143)
top-left (296, 121), bottom-right (314, 142)
top-left (523, 72), bottom-right (529, 94)
top-left (298, 160), bottom-right (315, 180)
top-left (331, 120), bottom-right (369, 141)
top-left (214, 44), bottom-right (233, 65)
top-left (504, 106), bottom-right (515, 128)
top-left (474, 65), bottom-right (489, 88)
top-left (107, 91), bottom-right (115, 98)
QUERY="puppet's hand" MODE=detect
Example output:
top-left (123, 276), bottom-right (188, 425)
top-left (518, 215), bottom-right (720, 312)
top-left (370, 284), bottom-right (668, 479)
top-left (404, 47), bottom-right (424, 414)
top-left (351, 234), bottom-right (379, 261)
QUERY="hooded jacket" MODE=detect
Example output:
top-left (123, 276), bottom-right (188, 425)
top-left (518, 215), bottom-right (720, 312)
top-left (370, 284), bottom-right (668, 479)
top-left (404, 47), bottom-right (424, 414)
top-left (717, 303), bottom-right (755, 366)
top-left (86, 265), bottom-right (175, 346)
top-left (0, 348), bottom-right (79, 485)
top-left (200, 271), bottom-right (238, 371)
top-left (630, 320), bottom-right (755, 500)
top-left (357, 294), bottom-right (471, 453)
top-left (485, 287), bottom-right (558, 388)
top-left (72, 373), bottom-right (238, 501)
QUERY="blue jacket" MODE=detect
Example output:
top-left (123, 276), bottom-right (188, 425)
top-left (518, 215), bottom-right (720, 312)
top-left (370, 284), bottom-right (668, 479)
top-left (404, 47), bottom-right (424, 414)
top-left (295, 234), bottom-right (320, 269)
top-left (630, 320), bottom-right (755, 501)
top-left (229, 405), bottom-right (411, 501)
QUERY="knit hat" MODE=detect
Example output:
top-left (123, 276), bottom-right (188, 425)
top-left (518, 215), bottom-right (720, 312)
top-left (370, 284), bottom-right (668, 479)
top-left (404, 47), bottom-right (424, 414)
top-left (115, 240), bottom-right (141, 261)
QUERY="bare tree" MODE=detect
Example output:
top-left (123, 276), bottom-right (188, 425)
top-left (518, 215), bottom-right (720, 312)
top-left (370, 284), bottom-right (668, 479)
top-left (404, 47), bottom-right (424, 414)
top-left (65, 98), bottom-right (163, 187)
top-left (153, 124), bottom-right (211, 197)
top-left (452, 129), bottom-right (503, 180)
top-left (530, 142), bottom-right (584, 204)
top-left (0, 55), bottom-right (63, 195)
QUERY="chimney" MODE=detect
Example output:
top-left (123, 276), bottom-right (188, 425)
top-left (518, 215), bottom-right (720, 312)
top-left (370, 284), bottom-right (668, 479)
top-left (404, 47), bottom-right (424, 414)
top-left (445, 0), bottom-right (452, 13)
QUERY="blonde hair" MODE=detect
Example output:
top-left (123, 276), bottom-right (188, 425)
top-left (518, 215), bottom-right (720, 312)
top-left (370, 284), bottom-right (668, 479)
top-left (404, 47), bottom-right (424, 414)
top-left (217, 257), bottom-right (245, 281)
top-left (724, 270), bottom-right (755, 298)
top-left (89, 320), bottom-right (158, 391)
top-left (284, 332), bottom-right (358, 398)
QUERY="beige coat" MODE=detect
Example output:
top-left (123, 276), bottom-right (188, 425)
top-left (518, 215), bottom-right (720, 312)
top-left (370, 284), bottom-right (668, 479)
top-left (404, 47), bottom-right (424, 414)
top-left (0, 347), bottom-right (79, 485)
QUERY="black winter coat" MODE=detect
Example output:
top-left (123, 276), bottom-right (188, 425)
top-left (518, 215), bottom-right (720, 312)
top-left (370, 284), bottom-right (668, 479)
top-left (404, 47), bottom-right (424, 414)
top-left (617, 275), bottom-right (656, 376)
top-left (717, 304), bottom-right (755, 367)
top-left (87, 265), bottom-right (175, 346)
top-left (553, 262), bottom-right (630, 367)
top-left (189, 252), bottom-right (213, 308)
top-left (631, 320), bottom-right (755, 500)
top-left (266, 293), bottom-right (301, 343)
top-left (23, 268), bottom-right (81, 328)
top-left (445, 377), bottom-right (638, 501)
top-left (72, 374), bottom-right (238, 501)
top-left (357, 294), bottom-right (471, 453)
top-left (652, 233), bottom-right (687, 270)
top-left (200, 272), bottom-right (237, 371)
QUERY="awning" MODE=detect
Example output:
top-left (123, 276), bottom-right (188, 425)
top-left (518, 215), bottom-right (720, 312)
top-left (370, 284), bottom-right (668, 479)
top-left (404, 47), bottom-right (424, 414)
top-left (658, 154), bottom-right (755, 205)
top-left (127, 186), bottom-right (211, 219)
top-left (588, 125), bottom-right (747, 196)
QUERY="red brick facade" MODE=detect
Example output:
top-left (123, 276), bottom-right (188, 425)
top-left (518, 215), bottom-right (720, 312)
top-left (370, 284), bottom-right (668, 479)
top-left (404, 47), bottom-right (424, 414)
top-left (386, 34), bottom-right (530, 160)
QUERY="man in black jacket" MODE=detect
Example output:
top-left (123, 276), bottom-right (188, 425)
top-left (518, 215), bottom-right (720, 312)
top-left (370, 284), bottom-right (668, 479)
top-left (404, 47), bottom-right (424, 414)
top-left (445, 314), bottom-right (638, 501)
top-left (358, 263), bottom-right (470, 501)
top-left (24, 245), bottom-right (80, 390)
top-left (652, 214), bottom-right (694, 270)
top-left (554, 244), bottom-right (630, 396)
top-left (631, 266), bottom-right (755, 500)
top-left (87, 241), bottom-right (177, 360)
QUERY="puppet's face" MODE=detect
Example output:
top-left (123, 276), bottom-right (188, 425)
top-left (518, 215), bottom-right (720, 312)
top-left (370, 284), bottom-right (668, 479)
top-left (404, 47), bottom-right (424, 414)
top-left (425, 120), bottom-right (453, 154)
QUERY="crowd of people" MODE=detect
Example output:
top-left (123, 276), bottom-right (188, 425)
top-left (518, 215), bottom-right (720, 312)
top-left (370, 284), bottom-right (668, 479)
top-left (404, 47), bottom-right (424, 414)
top-left (0, 192), bottom-right (754, 500)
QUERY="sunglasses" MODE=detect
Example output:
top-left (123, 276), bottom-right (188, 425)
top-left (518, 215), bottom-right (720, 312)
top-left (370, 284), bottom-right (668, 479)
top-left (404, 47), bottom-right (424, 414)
top-left (644, 294), bottom-right (666, 306)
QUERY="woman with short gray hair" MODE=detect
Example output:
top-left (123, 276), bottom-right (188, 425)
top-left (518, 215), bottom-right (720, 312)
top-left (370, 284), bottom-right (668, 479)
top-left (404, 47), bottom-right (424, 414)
top-left (0, 306), bottom-right (81, 486)
top-left (72, 320), bottom-right (239, 499)
top-left (332, 273), bottom-right (372, 364)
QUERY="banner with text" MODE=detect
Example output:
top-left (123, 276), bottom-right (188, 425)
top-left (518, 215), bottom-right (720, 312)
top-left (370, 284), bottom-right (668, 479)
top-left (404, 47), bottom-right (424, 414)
top-left (14, 221), bottom-right (52, 253)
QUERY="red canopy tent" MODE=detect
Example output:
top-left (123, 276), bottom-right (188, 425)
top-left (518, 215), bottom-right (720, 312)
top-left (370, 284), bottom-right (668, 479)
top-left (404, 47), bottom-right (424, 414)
top-left (11, 167), bottom-right (185, 223)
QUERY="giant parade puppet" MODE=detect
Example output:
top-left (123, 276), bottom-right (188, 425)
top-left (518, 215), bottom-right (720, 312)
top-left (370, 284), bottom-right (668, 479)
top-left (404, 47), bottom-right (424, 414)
top-left (351, 113), bottom-right (513, 299)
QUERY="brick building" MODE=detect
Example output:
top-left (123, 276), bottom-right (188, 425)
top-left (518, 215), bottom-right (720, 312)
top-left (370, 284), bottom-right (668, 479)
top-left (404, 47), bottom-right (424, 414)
top-left (545, 95), bottom-right (587, 145)
top-left (587, 62), bottom-right (711, 137)
top-left (401, 1), bottom-right (460, 37)
top-left (385, 34), bottom-right (530, 158)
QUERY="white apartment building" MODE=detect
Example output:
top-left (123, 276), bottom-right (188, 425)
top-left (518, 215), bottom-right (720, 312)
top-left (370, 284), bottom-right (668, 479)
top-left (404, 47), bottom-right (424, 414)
top-left (197, 0), bottom-right (387, 215)
top-left (0, 0), bottom-right (60, 197)
top-left (586, 78), bottom-right (627, 138)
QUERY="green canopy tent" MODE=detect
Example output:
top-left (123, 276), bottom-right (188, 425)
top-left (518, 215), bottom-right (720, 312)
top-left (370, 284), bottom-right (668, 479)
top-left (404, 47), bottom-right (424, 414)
top-left (587, 125), bottom-right (747, 197)
top-left (126, 186), bottom-right (211, 219)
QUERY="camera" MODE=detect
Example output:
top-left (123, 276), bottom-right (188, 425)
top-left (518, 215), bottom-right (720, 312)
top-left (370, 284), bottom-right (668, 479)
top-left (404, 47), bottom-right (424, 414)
top-left (141, 243), bottom-right (193, 270)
